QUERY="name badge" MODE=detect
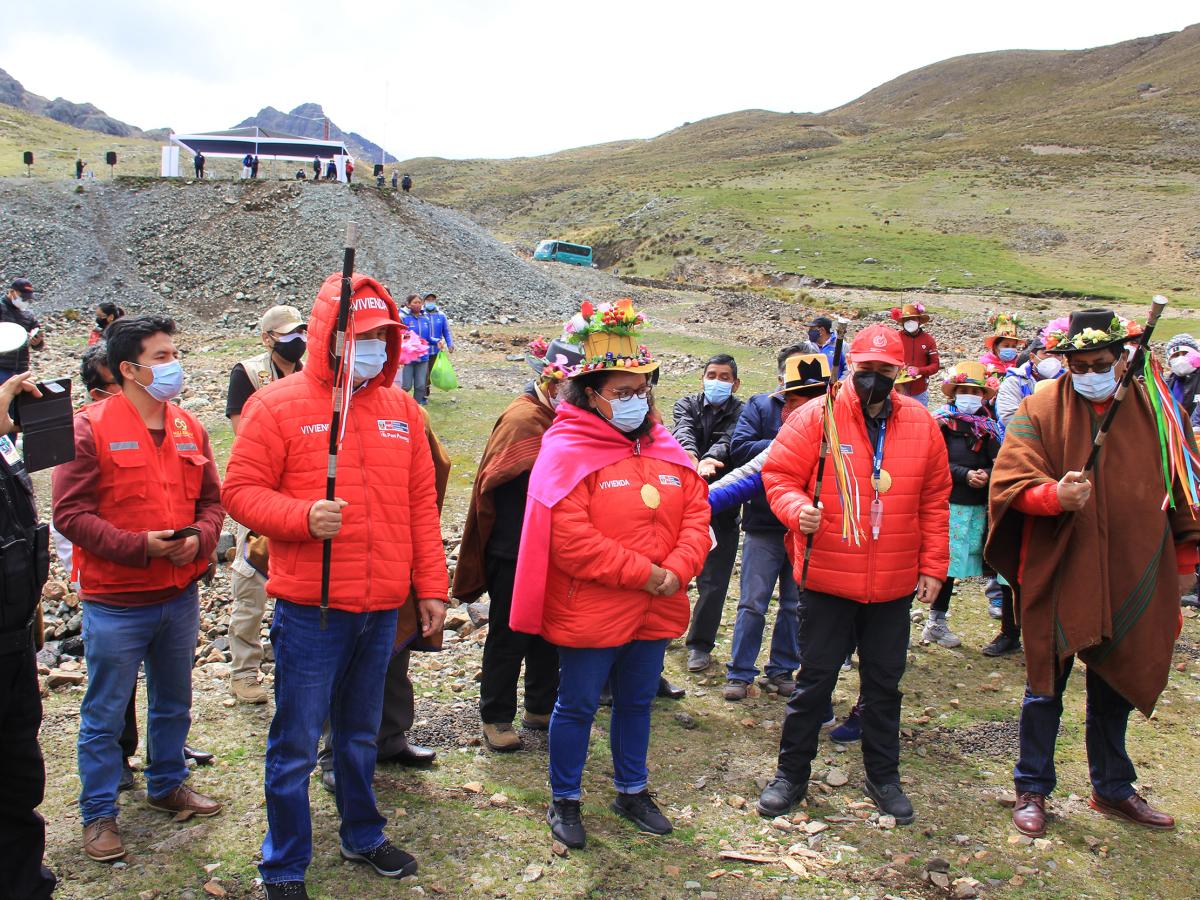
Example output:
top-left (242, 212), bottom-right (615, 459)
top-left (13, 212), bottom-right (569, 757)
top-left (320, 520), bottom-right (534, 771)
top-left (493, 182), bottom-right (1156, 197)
top-left (839, 444), bottom-right (854, 454)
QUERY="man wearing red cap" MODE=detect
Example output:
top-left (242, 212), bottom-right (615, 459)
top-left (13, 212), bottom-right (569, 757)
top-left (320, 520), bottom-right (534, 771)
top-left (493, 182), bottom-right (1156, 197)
top-left (754, 324), bottom-right (951, 826)
top-left (222, 274), bottom-right (448, 898)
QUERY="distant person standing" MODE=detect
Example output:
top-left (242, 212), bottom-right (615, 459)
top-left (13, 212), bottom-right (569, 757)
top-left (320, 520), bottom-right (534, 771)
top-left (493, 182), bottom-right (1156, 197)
top-left (313, 156), bottom-right (322, 180)
top-left (401, 174), bottom-right (412, 193)
top-left (241, 153), bottom-right (254, 179)
top-left (251, 156), bottom-right (260, 179)
top-left (326, 159), bottom-right (337, 180)
top-left (345, 159), bottom-right (354, 182)
top-left (376, 171), bottom-right (385, 188)
top-left (76, 158), bottom-right (85, 180)
top-left (400, 295), bottom-right (433, 406)
top-left (424, 295), bottom-right (452, 397)
top-left (0, 280), bottom-right (44, 384)
top-left (391, 170), bottom-right (399, 189)
top-left (194, 152), bottom-right (205, 179)
top-left (891, 302), bottom-right (939, 406)
top-left (88, 302), bottom-right (125, 346)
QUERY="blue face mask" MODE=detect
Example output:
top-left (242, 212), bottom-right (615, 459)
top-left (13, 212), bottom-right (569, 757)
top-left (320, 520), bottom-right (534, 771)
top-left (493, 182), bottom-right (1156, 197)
top-left (703, 378), bottom-right (733, 405)
top-left (601, 394), bottom-right (649, 433)
top-left (353, 339), bottom-right (388, 381)
top-left (132, 360), bottom-right (184, 402)
top-left (807, 328), bottom-right (822, 342)
top-left (954, 394), bottom-right (983, 415)
top-left (998, 347), bottom-right (1019, 362)
top-left (1071, 369), bottom-right (1117, 402)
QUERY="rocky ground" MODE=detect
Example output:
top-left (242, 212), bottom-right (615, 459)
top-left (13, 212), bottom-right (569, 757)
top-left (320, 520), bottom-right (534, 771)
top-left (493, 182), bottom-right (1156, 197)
top-left (18, 192), bottom-right (1200, 899)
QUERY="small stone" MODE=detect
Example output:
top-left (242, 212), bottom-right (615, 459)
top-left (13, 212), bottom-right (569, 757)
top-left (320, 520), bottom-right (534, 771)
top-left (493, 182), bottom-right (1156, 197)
top-left (462, 782), bottom-right (484, 794)
top-left (684, 881), bottom-right (702, 892)
top-left (522, 864), bottom-right (542, 883)
top-left (664, 864), bottom-right (681, 877)
top-left (952, 877), bottom-right (981, 898)
top-left (221, 698), bottom-right (236, 708)
top-left (203, 882), bottom-right (226, 898)
top-left (824, 768), bottom-right (848, 787)
top-left (930, 871), bottom-right (950, 889)
top-left (47, 669), bottom-right (85, 688)
top-left (804, 821), bottom-right (828, 835)
top-left (700, 893), bottom-right (719, 900)
top-left (489, 793), bottom-right (509, 807)
top-left (1033, 838), bottom-right (1053, 850)
top-left (727, 795), bottom-right (747, 810)
top-left (551, 840), bottom-right (568, 857)
top-left (927, 857), bottom-right (951, 873)
top-left (878, 815), bottom-right (896, 829)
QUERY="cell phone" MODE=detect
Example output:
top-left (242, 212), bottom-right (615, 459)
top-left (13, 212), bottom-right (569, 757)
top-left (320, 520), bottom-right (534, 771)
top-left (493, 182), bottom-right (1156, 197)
top-left (165, 526), bottom-right (200, 541)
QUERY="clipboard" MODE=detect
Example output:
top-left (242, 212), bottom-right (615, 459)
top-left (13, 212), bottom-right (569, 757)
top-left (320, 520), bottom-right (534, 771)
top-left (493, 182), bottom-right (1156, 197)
top-left (17, 378), bottom-right (76, 472)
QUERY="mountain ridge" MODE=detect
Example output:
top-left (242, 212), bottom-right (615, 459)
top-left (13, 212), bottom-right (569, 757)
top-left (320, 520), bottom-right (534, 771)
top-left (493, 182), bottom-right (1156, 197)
top-left (234, 103), bottom-right (396, 164)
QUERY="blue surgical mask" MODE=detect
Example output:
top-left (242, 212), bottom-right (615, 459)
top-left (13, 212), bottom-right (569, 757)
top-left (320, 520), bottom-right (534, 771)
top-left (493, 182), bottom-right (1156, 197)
top-left (703, 378), bottom-right (733, 405)
top-left (954, 394), bottom-right (983, 415)
top-left (1071, 369), bottom-right (1117, 402)
top-left (807, 328), bottom-right (822, 342)
top-left (132, 360), bottom-right (184, 402)
top-left (601, 394), bottom-right (649, 433)
top-left (353, 339), bottom-right (388, 381)
top-left (998, 347), bottom-right (1019, 362)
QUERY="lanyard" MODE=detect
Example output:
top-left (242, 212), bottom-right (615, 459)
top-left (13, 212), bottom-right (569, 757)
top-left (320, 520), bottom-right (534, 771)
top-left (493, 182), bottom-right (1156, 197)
top-left (869, 418), bottom-right (887, 540)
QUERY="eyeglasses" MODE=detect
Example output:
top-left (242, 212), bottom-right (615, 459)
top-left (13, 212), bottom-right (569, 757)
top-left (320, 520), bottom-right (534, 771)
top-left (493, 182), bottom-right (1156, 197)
top-left (1067, 359), bottom-right (1116, 375)
top-left (600, 385), bottom-right (653, 402)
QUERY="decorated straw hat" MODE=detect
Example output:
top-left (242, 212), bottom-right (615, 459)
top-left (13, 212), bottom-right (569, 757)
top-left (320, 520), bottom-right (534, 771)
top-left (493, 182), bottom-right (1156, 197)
top-left (1043, 309), bottom-right (1141, 355)
top-left (525, 335), bottom-right (583, 381)
top-left (889, 301), bottom-right (930, 325)
top-left (770, 353), bottom-right (831, 398)
top-left (983, 312), bottom-right (1024, 351)
top-left (940, 360), bottom-right (999, 401)
top-left (564, 298), bottom-right (658, 376)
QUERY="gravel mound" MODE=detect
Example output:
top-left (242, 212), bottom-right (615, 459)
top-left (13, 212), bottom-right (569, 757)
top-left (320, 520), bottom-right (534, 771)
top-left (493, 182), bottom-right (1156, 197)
top-left (0, 177), bottom-right (579, 323)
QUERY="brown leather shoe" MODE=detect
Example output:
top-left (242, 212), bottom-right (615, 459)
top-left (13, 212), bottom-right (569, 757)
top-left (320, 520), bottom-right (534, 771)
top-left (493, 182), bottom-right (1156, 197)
top-left (147, 785), bottom-right (223, 818)
top-left (83, 816), bottom-right (126, 862)
top-left (1012, 791), bottom-right (1047, 837)
top-left (1089, 792), bottom-right (1175, 830)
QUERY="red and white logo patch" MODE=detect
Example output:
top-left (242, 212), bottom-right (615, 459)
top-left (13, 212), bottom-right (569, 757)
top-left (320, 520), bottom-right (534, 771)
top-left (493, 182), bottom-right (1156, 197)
top-left (872, 333), bottom-right (888, 348)
top-left (377, 419), bottom-right (410, 441)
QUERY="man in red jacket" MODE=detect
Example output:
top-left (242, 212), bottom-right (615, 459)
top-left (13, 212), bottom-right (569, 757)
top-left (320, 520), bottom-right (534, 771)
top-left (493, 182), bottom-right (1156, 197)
top-left (755, 324), bottom-right (951, 825)
top-left (53, 316), bottom-right (226, 863)
top-left (222, 273), bottom-right (448, 899)
top-left (891, 302), bottom-right (939, 406)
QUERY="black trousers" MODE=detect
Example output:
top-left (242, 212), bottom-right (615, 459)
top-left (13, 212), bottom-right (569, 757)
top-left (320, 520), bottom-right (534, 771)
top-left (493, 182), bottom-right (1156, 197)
top-left (121, 686), bottom-right (139, 760)
top-left (932, 576), bottom-right (954, 613)
top-left (776, 591), bottom-right (912, 786)
top-left (320, 647), bottom-right (414, 769)
top-left (686, 508), bottom-right (740, 652)
top-left (999, 585), bottom-right (1019, 638)
top-left (479, 554), bottom-right (559, 724)
top-left (0, 643), bottom-right (56, 900)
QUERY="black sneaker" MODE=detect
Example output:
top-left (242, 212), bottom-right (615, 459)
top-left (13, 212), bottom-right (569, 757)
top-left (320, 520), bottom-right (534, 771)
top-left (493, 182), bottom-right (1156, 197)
top-left (611, 790), bottom-right (672, 835)
top-left (319, 768), bottom-right (336, 795)
top-left (547, 798), bottom-right (586, 848)
top-left (981, 633), bottom-right (1022, 657)
top-left (118, 761), bottom-right (136, 793)
top-left (756, 777), bottom-right (806, 818)
top-left (264, 882), bottom-right (309, 899)
top-left (340, 840), bottom-right (418, 878)
top-left (864, 779), bottom-right (914, 824)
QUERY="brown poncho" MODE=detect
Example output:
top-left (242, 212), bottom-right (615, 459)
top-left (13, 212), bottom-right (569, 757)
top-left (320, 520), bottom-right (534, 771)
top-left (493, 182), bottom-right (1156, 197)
top-left (451, 391), bottom-right (554, 603)
top-left (985, 376), bottom-right (1199, 715)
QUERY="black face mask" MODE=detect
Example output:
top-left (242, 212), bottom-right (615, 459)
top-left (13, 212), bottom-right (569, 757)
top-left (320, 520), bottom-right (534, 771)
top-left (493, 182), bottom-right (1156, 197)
top-left (273, 336), bottom-right (307, 363)
top-left (853, 370), bottom-right (894, 407)
top-left (96, 316), bottom-right (109, 329)
top-left (808, 328), bottom-right (822, 342)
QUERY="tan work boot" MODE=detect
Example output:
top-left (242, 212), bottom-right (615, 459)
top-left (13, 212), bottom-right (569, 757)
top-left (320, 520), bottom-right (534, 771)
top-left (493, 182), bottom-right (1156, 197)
top-left (147, 785), bottom-right (223, 817)
top-left (482, 722), bottom-right (522, 752)
top-left (521, 712), bottom-right (551, 731)
top-left (83, 816), bottom-right (126, 862)
top-left (231, 676), bottom-right (269, 705)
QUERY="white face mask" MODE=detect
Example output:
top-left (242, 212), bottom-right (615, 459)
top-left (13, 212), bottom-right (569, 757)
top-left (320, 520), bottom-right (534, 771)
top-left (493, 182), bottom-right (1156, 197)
top-left (1169, 355), bottom-right (1196, 377)
top-left (903, 320), bottom-right (920, 335)
top-left (954, 394), bottom-right (983, 415)
top-left (1035, 356), bottom-right (1062, 379)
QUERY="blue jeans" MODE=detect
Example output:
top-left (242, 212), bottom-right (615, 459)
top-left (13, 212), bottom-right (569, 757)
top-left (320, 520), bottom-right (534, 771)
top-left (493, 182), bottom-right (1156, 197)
top-left (1014, 656), bottom-right (1136, 801)
top-left (400, 360), bottom-right (429, 405)
top-left (550, 639), bottom-right (668, 800)
top-left (726, 531), bottom-right (801, 684)
top-left (261, 600), bottom-right (398, 884)
top-left (78, 586), bottom-right (199, 824)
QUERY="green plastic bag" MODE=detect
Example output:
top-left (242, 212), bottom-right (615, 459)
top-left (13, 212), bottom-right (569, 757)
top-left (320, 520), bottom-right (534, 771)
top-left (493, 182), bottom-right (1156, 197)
top-left (429, 351), bottom-right (459, 391)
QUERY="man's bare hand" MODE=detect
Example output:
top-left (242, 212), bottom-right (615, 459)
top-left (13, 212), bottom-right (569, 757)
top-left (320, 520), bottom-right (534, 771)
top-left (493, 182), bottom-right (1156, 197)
top-left (309, 498), bottom-right (348, 539)
top-left (697, 458), bottom-right (724, 480)
top-left (418, 598), bottom-right (447, 637)
top-left (655, 569), bottom-right (681, 596)
top-left (146, 530), bottom-right (177, 559)
top-left (166, 535), bottom-right (200, 567)
top-left (797, 503), bottom-right (822, 535)
top-left (1057, 471), bottom-right (1092, 512)
top-left (643, 564), bottom-right (669, 594)
top-left (0, 372), bottom-right (40, 435)
top-left (915, 574), bottom-right (943, 605)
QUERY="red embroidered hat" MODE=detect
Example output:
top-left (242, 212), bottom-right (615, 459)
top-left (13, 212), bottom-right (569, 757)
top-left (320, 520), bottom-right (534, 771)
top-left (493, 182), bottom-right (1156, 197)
top-left (849, 324), bottom-right (904, 366)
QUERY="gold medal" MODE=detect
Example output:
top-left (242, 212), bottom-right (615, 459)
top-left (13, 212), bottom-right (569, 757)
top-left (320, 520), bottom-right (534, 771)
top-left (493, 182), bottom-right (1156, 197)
top-left (871, 469), bottom-right (893, 494)
top-left (641, 484), bottom-right (661, 509)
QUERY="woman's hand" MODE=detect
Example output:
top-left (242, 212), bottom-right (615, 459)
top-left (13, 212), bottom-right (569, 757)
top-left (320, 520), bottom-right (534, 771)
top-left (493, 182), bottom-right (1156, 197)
top-left (655, 569), bottom-right (681, 596)
top-left (643, 565), bottom-right (668, 594)
top-left (967, 469), bottom-right (989, 488)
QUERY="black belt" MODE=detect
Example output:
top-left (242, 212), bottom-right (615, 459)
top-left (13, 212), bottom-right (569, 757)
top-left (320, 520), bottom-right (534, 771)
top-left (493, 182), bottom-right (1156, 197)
top-left (0, 615), bottom-right (34, 656)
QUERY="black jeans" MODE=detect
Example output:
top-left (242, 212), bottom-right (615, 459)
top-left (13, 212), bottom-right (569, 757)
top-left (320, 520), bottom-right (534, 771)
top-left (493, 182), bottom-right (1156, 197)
top-left (480, 555), bottom-right (559, 724)
top-left (999, 585), bottom-right (1019, 638)
top-left (0, 643), bottom-right (56, 900)
top-left (933, 577), bottom-right (954, 613)
top-left (686, 508), bottom-right (740, 653)
top-left (776, 591), bottom-right (912, 786)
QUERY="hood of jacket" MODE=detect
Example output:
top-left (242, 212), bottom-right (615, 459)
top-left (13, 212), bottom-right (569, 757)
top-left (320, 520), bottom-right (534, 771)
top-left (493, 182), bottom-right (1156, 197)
top-left (305, 272), bottom-right (404, 395)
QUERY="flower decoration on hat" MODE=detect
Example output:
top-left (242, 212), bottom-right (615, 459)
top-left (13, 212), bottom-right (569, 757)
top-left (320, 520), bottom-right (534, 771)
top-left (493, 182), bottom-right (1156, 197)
top-left (541, 353), bottom-right (571, 381)
top-left (565, 298), bottom-right (657, 375)
top-left (1043, 313), bottom-right (1141, 352)
top-left (889, 301), bottom-right (929, 324)
top-left (527, 336), bottom-right (549, 360)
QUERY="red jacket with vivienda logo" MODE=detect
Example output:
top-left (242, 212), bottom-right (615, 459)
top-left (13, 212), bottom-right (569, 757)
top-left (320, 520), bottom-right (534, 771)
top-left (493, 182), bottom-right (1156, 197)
top-left (67, 394), bottom-right (214, 596)
top-left (541, 452), bottom-right (712, 648)
top-left (762, 386), bottom-right (951, 602)
top-left (221, 273), bottom-right (448, 612)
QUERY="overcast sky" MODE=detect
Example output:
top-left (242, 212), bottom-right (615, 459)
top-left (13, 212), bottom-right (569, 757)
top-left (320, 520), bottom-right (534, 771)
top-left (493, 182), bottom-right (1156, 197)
top-left (2, 2), bottom-right (1196, 160)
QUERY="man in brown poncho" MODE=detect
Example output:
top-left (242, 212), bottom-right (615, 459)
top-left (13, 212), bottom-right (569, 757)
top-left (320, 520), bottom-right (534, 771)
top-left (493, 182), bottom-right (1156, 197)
top-left (453, 338), bottom-right (579, 752)
top-left (986, 308), bottom-right (1200, 838)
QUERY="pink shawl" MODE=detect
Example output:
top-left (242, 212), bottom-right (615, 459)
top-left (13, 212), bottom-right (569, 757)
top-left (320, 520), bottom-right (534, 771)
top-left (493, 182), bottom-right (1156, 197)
top-left (510, 403), bottom-right (693, 635)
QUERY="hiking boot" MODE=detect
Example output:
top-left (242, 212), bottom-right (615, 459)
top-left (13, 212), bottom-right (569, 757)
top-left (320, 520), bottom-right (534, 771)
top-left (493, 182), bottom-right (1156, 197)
top-left (988, 598), bottom-right (1004, 619)
top-left (83, 816), bottom-right (125, 862)
top-left (982, 633), bottom-right (1022, 657)
top-left (264, 882), bottom-right (310, 899)
top-left (231, 676), bottom-right (269, 705)
top-left (319, 768), bottom-right (336, 795)
top-left (521, 712), bottom-right (551, 731)
top-left (723, 681), bottom-right (749, 701)
top-left (118, 760), bottom-right (136, 793)
top-left (922, 616), bottom-right (961, 648)
top-left (147, 785), bottom-right (222, 818)
top-left (756, 777), bottom-right (806, 818)
top-left (612, 790), bottom-right (672, 835)
top-left (340, 839), bottom-right (418, 878)
top-left (830, 709), bottom-right (862, 743)
top-left (759, 673), bottom-right (796, 696)
top-left (687, 649), bottom-right (712, 672)
top-left (482, 722), bottom-right (522, 752)
top-left (598, 684), bottom-right (613, 707)
top-left (864, 779), bottom-right (914, 825)
top-left (547, 798), bottom-right (586, 849)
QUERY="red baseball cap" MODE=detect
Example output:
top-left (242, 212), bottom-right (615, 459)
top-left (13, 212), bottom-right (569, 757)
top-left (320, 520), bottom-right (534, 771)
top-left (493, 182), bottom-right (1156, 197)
top-left (849, 324), bottom-right (904, 366)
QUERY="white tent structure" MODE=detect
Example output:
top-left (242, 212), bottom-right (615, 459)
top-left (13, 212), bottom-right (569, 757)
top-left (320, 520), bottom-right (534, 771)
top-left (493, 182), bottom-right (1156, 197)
top-left (168, 127), bottom-right (353, 181)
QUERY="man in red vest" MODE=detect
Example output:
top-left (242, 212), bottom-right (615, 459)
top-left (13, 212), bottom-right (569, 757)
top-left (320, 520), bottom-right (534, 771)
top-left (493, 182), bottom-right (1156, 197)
top-left (53, 316), bottom-right (226, 863)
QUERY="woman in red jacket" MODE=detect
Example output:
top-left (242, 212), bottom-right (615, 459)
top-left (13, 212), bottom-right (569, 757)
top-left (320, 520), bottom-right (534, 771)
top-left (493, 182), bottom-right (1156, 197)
top-left (510, 300), bottom-right (711, 850)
